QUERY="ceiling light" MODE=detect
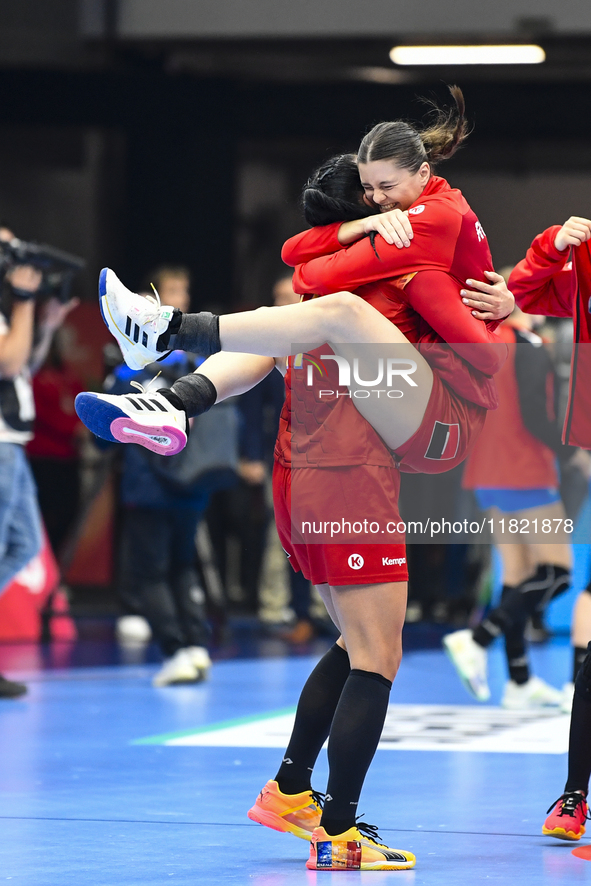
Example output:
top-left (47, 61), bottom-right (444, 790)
top-left (389, 45), bottom-right (546, 66)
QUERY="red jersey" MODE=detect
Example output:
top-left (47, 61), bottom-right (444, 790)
top-left (275, 176), bottom-right (506, 468)
top-left (462, 324), bottom-right (558, 490)
top-left (509, 227), bottom-right (591, 448)
top-left (274, 344), bottom-right (396, 468)
top-left (282, 175), bottom-right (506, 402)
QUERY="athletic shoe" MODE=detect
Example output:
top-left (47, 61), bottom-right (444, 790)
top-left (307, 823), bottom-right (416, 871)
top-left (186, 646), bottom-right (211, 680)
top-left (442, 628), bottom-right (490, 701)
top-left (0, 674), bottom-right (27, 698)
top-left (152, 648), bottom-right (205, 687)
top-left (115, 615), bottom-right (152, 644)
top-left (99, 268), bottom-right (175, 370)
top-left (278, 619), bottom-right (316, 644)
top-left (543, 792), bottom-right (589, 840)
top-left (75, 388), bottom-right (187, 456)
top-left (247, 780), bottom-right (323, 840)
top-left (501, 676), bottom-right (562, 710)
top-left (561, 681), bottom-right (575, 714)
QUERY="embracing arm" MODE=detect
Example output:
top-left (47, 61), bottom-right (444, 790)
top-left (406, 272), bottom-right (507, 375)
top-left (509, 224), bottom-right (579, 317)
top-left (282, 210), bottom-right (415, 267)
top-left (292, 212), bottom-right (457, 295)
top-left (281, 224), bottom-right (344, 266)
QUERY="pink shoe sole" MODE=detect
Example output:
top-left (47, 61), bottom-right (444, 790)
top-left (110, 417), bottom-right (186, 455)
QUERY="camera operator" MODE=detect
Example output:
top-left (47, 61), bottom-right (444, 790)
top-left (0, 226), bottom-right (77, 698)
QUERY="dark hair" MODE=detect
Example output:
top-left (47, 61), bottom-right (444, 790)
top-left (302, 154), bottom-right (376, 227)
top-left (357, 85), bottom-right (470, 172)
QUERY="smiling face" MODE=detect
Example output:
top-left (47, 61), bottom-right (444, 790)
top-left (358, 159), bottom-right (431, 212)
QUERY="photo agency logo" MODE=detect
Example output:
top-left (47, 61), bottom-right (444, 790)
top-left (294, 351), bottom-right (418, 399)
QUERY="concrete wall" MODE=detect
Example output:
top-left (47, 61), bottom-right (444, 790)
top-left (89, 0), bottom-right (591, 39)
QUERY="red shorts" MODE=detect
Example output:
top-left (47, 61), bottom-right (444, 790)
top-left (273, 461), bottom-right (408, 587)
top-left (394, 371), bottom-right (486, 474)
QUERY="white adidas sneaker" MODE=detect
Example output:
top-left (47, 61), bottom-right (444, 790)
top-left (186, 646), bottom-right (212, 680)
top-left (152, 648), bottom-right (203, 687)
top-left (99, 267), bottom-right (175, 370)
top-left (501, 676), bottom-right (562, 710)
top-left (75, 387), bottom-right (187, 456)
top-left (443, 628), bottom-right (490, 701)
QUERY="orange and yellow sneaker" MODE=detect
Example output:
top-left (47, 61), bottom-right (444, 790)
top-left (543, 792), bottom-right (589, 841)
top-left (247, 780), bottom-right (323, 840)
top-left (306, 823), bottom-right (416, 871)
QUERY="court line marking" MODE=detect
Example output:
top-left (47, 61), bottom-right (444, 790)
top-left (134, 704), bottom-right (570, 754)
top-left (132, 706), bottom-right (297, 745)
top-left (0, 816), bottom-right (547, 838)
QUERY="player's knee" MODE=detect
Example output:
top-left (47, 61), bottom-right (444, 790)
top-left (376, 646), bottom-right (403, 683)
top-left (575, 642), bottom-right (591, 701)
top-left (322, 291), bottom-right (367, 326)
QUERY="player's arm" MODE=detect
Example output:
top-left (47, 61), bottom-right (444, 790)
top-left (281, 224), bottom-right (344, 266)
top-left (282, 210), bottom-right (415, 266)
top-left (292, 211), bottom-right (457, 295)
top-left (336, 208), bottom-right (414, 249)
top-left (406, 272), bottom-right (507, 375)
top-left (458, 271), bottom-right (514, 324)
top-left (508, 223), bottom-right (585, 317)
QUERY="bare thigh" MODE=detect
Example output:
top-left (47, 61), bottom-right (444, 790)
top-left (221, 292), bottom-right (434, 450)
top-left (490, 501), bottom-right (572, 579)
top-left (328, 581), bottom-right (408, 682)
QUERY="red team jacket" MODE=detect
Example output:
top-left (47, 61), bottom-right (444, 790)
top-left (510, 226), bottom-right (591, 448)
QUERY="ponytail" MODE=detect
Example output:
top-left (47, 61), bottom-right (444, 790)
top-left (358, 85), bottom-right (470, 172)
top-left (419, 85), bottom-right (470, 165)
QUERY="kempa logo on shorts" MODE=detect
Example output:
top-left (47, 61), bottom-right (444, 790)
top-left (348, 554), bottom-right (364, 570)
top-left (382, 557), bottom-right (406, 566)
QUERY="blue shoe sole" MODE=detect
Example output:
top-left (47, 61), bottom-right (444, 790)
top-left (75, 392), bottom-right (121, 443)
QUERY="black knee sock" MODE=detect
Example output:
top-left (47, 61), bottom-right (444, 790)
top-left (473, 566), bottom-right (570, 651)
top-left (565, 643), bottom-right (591, 794)
top-left (473, 584), bottom-right (515, 648)
top-left (157, 309), bottom-right (221, 357)
top-left (275, 643), bottom-right (350, 795)
top-left (320, 669), bottom-right (392, 836)
top-left (158, 373), bottom-right (217, 420)
top-left (573, 646), bottom-right (588, 684)
top-left (505, 626), bottom-right (530, 685)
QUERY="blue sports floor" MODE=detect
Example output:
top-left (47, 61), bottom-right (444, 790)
top-left (0, 631), bottom-right (587, 886)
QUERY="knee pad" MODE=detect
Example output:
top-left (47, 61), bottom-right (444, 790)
top-left (520, 564), bottom-right (571, 612)
top-left (575, 642), bottom-right (591, 701)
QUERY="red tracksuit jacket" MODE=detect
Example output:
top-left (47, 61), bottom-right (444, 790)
top-left (509, 227), bottom-right (591, 447)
